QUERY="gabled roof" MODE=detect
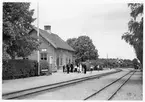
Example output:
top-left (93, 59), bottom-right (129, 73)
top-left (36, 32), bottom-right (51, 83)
top-left (31, 27), bottom-right (75, 52)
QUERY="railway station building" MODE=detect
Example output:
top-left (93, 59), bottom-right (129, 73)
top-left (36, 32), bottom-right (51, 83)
top-left (28, 25), bottom-right (75, 72)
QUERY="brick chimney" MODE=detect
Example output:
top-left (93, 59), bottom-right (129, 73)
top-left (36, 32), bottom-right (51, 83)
top-left (44, 25), bottom-right (51, 33)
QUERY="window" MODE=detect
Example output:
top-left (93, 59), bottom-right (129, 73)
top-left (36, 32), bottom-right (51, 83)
top-left (66, 57), bottom-right (68, 64)
top-left (41, 49), bottom-right (47, 52)
top-left (41, 53), bottom-right (47, 60)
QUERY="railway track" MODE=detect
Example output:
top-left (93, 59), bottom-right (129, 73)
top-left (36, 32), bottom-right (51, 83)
top-left (3, 69), bottom-right (122, 99)
top-left (84, 70), bottom-right (136, 100)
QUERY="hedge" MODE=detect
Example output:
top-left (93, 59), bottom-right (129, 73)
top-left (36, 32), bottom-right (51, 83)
top-left (2, 59), bottom-right (38, 80)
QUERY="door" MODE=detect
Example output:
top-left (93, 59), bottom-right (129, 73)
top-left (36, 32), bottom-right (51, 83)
top-left (57, 57), bottom-right (59, 69)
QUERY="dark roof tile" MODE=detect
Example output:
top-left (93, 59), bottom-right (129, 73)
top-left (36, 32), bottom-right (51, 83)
top-left (32, 27), bottom-right (75, 52)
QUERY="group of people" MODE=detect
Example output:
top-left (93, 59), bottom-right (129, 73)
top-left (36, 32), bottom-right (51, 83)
top-left (63, 63), bottom-right (87, 74)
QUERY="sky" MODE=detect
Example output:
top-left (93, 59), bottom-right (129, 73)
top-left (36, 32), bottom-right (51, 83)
top-left (30, 0), bottom-right (136, 60)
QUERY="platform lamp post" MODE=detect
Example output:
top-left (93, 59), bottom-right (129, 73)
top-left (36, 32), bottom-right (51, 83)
top-left (37, 2), bottom-right (40, 75)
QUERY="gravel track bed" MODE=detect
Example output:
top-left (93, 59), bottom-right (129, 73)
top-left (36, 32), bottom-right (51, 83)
top-left (88, 72), bottom-right (133, 100)
top-left (112, 71), bottom-right (143, 100)
top-left (25, 69), bottom-right (132, 100)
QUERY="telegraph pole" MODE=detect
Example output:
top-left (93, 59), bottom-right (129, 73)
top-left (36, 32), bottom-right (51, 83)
top-left (37, 2), bottom-right (40, 75)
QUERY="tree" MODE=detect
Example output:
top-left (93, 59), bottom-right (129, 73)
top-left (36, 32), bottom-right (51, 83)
top-left (3, 2), bottom-right (39, 59)
top-left (66, 38), bottom-right (77, 49)
top-left (3, 43), bottom-right (10, 60)
top-left (66, 36), bottom-right (99, 62)
top-left (132, 58), bottom-right (139, 69)
top-left (123, 59), bottom-right (134, 67)
top-left (122, 3), bottom-right (143, 66)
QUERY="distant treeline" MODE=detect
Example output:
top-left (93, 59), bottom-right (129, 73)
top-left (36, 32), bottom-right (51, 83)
top-left (84, 58), bottom-right (135, 68)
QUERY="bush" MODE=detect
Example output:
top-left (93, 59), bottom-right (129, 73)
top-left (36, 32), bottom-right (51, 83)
top-left (2, 59), bottom-right (38, 80)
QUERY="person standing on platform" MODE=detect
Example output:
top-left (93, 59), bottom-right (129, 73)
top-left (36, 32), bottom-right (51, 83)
top-left (74, 64), bottom-right (77, 72)
top-left (70, 63), bottom-right (74, 72)
top-left (63, 65), bottom-right (65, 73)
top-left (79, 63), bottom-right (82, 73)
top-left (66, 63), bottom-right (70, 74)
top-left (77, 64), bottom-right (80, 73)
top-left (90, 65), bottom-right (94, 73)
top-left (83, 64), bottom-right (87, 74)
